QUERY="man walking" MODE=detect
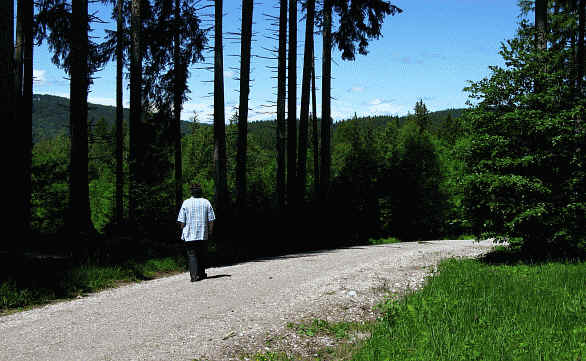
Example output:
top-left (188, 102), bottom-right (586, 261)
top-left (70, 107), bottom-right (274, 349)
top-left (177, 183), bottom-right (215, 282)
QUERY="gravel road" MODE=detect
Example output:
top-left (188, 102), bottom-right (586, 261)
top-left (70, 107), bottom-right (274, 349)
top-left (0, 240), bottom-right (495, 361)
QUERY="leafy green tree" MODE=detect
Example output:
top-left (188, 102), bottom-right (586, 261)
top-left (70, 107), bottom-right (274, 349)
top-left (385, 121), bottom-right (447, 241)
top-left (461, 2), bottom-right (585, 255)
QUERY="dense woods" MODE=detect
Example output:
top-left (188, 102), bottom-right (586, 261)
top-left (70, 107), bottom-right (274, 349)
top-left (6, 0), bottom-right (585, 268)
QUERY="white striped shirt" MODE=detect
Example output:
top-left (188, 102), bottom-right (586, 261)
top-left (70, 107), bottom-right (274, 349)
top-left (177, 197), bottom-right (216, 241)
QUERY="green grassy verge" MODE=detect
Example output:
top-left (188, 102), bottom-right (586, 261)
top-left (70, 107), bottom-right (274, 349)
top-left (368, 237), bottom-right (401, 245)
top-left (1, 256), bottom-right (186, 313)
top-left (251, 250), bottom-right (585, 361)
top-left (354, 257), bottom-right (586, 360)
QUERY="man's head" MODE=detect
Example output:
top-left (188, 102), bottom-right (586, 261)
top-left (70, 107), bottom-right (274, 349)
top-left (190, 183), bottom-right (203, 198)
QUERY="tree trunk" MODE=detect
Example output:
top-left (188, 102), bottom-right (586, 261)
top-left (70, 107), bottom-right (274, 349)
top-left (68, 0), bottom-right (93, 234)
top-left (297, 0), bottom-right (314, 204)
top-left (237, 0), bottom-right (254, 214)
top-left (535, 0), bottom-right (548, 93)
top-left (320, 0), bottom-right (332, 202)
top-left (311, 41), bottom-right (319, 199)
top-left (23, 0), bottom-right (33, 237)
top-left (115, 0), bottom-right (124, 226)
top-left (129, 0), bottom-right (142, 225)
top-left (577, 0), bottom-right (584, 95)
top-left (214, 0), bottom-right (229, 215)
top-left (2, 0), bottom-right (16, 242)
top-left (14, 0), bottom-right (23, 106)
top-left (173, 0), bottom-right (183, 211)
top-left (287, 0), bottom-right (297, 206)
top-left (536, 0), bottom-right (548, 51)
top-left (276, 0), bottom-right (287, 210)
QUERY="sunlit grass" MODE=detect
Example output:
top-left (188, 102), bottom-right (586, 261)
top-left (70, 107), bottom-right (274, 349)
top-left (354, 258), bottom-right (586, 360)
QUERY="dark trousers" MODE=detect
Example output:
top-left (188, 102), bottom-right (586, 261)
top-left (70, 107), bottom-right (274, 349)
top-left (185, 240), bottom-right (207, 280)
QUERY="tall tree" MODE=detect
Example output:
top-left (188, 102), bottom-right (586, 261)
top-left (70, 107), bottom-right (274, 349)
top-left (23, 0), bottom-right (34, 237)
top-left (276, 0), bottom-right (287, 210)
top-left (214, 0), bottom-right (229, 216)
top-left (287, 0), bottom-right (297, 206)
top-left (128, 0), bottom-right (142, 225)
top-left (236, 0), bottom-right (254, 213)
top-left (576, 0), bottom-right (586, 97)
top-left (297, 0), bottom-right (315, 203)
top-left (535, 0), bottom-right (547, 52)
top-left (172, 0), bottom-right (183, 211)
top-left (319, 0), bottom-right (332, 202)
top-left (318, 0), bottom-right (402, 201)
top-left (68, 0), bottom-right (93, 233)
top-left (2, 0), bottom-right (15, 240)
top-left (114, 0), bottom-right (125, 226)
top-left (35, 0), bottom-right (110, 236)
top-left (311, 37), bottom-right (319, 198)
top-left (462, 2), bottom-right (585, 255)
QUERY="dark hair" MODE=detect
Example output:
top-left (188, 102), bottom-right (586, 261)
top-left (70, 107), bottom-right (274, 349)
top-left (190, 183), bottom-right (203, 197)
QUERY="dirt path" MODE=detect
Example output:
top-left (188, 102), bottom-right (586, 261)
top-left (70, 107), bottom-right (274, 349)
top-left (0, 240), bottom-right (495, 361)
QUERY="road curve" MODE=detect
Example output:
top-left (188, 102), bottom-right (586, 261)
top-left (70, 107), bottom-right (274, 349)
top-left (0, 240), bottom-right (494, 361)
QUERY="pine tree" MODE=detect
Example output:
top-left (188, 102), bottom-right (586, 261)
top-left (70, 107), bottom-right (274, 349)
top-left (237, 0), bottom-right (254, 214)
top-left (276, 0), bottom-right (287, 210)
top-left (297, 0), bottom-right (315, 204)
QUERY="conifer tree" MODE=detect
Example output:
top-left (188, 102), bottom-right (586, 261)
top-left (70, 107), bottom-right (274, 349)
top-left (237, 0), bottom-right (254, 213)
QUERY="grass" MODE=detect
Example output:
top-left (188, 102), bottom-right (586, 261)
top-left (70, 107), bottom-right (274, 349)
top-left (287, 319), bottom-right (371, 339)
top-left (353, 255), bottom-right (586, 360)
top-left (251, 248), bottom-right (585, 361)
top-left (0, 256), bottom-right (186, 313)
top-left (368, 237), bottom-right (401, 245)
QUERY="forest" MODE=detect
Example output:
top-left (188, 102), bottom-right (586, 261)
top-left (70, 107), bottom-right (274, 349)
top-left (3, 0), bottom-right (585, 270)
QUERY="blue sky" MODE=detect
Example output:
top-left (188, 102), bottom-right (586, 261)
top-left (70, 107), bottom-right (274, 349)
top-left (32, 0), bottom-right (522, 123)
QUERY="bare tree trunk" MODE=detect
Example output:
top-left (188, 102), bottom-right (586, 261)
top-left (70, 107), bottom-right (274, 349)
top-left (14, 0), bottom-right (23, 105)
top-left (173, 0), bottom-right (183, 211)
top-left (69, 0), bottom-right (93, 234)
top-left (311, 41), bottom-right (319, 199)
top-left (129, 0), bottom-right (142, 225)
top-left (297, 0), bottom-right (314, 204)
top-left (214, 0), bottom-right (229, 215)
top-left (2, 0), bottom-right (16, 242)
top-left (115, 0), bottom-right (124, 226)
top-left (287, 0), bottom-right (297, 206)
top-left (23, 0), bottom-right (33, 237)
top-left (320, 0), bottom-right (332, 202)
top-left (535, 0), bottom-right (547, 52)
top-left (577, 0), bottom-right (584, 95)
top-left (276, 0), bottom-right (287, 210)
top-left (237, 0), bottom-right (254, 214)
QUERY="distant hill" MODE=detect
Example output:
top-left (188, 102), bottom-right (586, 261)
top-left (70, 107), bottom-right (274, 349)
top-left (32, 94), bottom-right (466, 143)
top-left (32, 94), bottom-right (192, 143)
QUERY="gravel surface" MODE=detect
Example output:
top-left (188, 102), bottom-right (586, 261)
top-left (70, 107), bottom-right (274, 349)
top-left (0, 239), bottom-right (495, 361)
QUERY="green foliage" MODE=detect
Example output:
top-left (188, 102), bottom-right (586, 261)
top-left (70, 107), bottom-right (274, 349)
top-left (354, 258), bottom-right (586, 360)
top-left (288, 318), bottom-right (370, 339)
top-left (461, 9), bottom-right (585, 255)
top-left (31, 134), bottom-right (70, 234)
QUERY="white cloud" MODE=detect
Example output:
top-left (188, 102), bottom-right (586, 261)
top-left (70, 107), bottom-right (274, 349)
top-left (348, 86), bottom-right (364, 93)
top-left (33, 69), bottom-right (46, 84)
top-left (223, 70), bottom-right (235, 79)
top-left (366, 98), bottom-right (406, 116)
top-left (87, 96), bottom-right (116, 107)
